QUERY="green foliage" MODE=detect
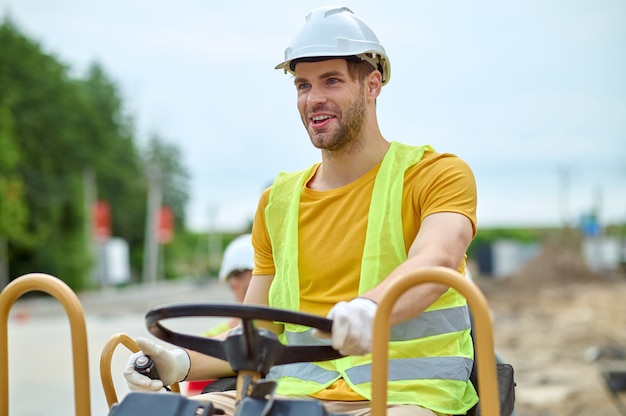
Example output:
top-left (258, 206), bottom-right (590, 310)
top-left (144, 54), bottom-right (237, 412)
top-left (0, 20), bottom-right (96, 287)
top-left (162, 230), bottom-right (208, 281)
top-left (0, 102), bottom-right (28, 244)
top-left (472, 227), bottom-right (539, 245)
top-left (468, 227), bottom-right (541, 258)
top-left (144, 134), bottom-right (190, 230)
top-left (0, 19), bottom-right (190, 290)
top-left (161, 231), bottom-right (251, 282)
top-left (77, 64), bottom-right (148, 273)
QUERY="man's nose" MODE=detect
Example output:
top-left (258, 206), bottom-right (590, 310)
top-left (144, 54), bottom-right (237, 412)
top-left (307, 84), bottom-right (327, 105)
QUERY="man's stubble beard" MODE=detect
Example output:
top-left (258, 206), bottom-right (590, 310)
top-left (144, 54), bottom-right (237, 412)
top-left (307, 91), bottom-right (367, 154)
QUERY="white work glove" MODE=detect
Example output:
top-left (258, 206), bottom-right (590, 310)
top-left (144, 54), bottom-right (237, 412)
top-left (124, 337), bottom-right (190, 392)
top-left (315, 297), bottom-right (377, 356)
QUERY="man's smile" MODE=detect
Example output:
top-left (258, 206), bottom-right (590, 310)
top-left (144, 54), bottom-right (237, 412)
top-left (309, 113), bottom-right (336, 129)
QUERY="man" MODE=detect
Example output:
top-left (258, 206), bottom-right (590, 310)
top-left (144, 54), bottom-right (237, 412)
top-left (125, 6), bottom-right (478, 415)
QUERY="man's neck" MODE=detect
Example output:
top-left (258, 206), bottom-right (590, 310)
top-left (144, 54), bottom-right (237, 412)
top-left (309, 136), bottom-right (390, 190)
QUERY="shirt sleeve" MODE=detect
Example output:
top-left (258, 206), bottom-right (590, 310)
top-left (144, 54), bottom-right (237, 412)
top-left (409, 152), bottom-right (478, 237)
top-left (251, 186), bottom-right (276, 276)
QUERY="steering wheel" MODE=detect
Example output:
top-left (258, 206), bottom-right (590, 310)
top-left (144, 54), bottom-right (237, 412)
top-left (145, 303), bottom-right (343, 376)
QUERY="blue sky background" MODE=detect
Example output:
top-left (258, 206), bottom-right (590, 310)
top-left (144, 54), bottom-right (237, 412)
top-left (2, 0), bottom-right (625, 232)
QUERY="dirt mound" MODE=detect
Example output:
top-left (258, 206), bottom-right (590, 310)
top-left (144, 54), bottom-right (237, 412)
top-left (472, 243), bottom-right (626, 415)
top-left (495, 244), bottom-right (604, 291)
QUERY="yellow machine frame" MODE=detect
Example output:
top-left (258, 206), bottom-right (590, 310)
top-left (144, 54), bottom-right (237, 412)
top-left (1, 267), bottom-right (500, 416)
top-left (371, 267), bottom-right (500, 416)
top-left (0, 273), bottom-right (91, 416)
top-left (100, 332), bottom-right (181, 408)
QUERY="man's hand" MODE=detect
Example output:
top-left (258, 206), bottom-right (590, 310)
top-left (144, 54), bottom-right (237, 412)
top-left (314, 297), bottom-right (377, 356)
top-left (123, 337), bottom-right (190, 392)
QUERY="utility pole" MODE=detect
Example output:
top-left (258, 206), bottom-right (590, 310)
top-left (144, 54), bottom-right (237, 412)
top-left (142, 164), bottom-right (162, 284)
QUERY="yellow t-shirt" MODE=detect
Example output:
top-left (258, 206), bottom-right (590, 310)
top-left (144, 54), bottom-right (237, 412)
top-left (251, 149), bottom-right (477, 400)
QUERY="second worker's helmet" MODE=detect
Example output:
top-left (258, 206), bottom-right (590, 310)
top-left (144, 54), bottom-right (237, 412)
top-left (275, 6), bottom-right (391, 85)
top-left (218, 234), bottom-right (254, 282)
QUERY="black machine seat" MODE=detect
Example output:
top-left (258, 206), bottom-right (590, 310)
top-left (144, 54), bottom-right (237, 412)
top-left (460, 314), bottom-right (516, 416)
top-left (464, 362), bottom-right (515, 416)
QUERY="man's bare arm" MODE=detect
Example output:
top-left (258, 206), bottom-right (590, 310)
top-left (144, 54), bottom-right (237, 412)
top-left (362, 211), bottom-right (473, 325)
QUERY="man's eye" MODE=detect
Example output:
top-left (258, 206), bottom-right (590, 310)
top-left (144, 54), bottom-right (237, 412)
top-left (297, 83), bottom-right (311, 90)
top-left (328, 78), bottom-right (339, 84)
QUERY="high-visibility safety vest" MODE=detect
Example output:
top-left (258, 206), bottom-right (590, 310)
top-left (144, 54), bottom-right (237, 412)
top-left (264, 142), bottom-right (478, 414)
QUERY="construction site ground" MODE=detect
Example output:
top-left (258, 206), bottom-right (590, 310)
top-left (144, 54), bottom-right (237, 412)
top-left (472, 244), bottom-right (626, 416)
top-left (7, 244), bottom-right (626, 416)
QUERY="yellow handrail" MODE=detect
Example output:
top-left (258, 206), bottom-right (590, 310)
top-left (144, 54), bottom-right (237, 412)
top-left (100, 332), bottom-right (181, 408)
top-left (0, 273), bottom-right (91, 416)
top-left (371, 267), bottom-right (500, 416)
top-left (100, 333), bottom-right (140, 409)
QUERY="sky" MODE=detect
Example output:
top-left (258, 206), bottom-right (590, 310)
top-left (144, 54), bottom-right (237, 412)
top-left (1, 0), bottom-right (625, 233)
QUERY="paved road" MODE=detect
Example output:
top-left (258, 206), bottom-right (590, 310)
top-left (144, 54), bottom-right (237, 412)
top-left (5, 278), bottom-right (235, 416)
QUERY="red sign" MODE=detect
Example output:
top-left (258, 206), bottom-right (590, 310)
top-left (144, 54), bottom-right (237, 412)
top-left (158, 206), bottom-right (174, 244)
top-left (92, 200), bottom-right (111, 240)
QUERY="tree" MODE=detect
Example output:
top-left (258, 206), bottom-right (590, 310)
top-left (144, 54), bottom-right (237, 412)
top-left (0, 101), bottom-right (28, 287)
top-left (143, 134), bottom-right (190, 229)
top-left (143, 134), bottom-right (190, 280)
top-left (0, 19), bottom-right (191, 289)
top-left (76, 63), bottom-right (148, 274)
top-left (0, 19), bottom-right (92, 287)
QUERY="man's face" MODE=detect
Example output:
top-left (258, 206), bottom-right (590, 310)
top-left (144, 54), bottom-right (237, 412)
top-left (229, 270), bottom-right (252, 303)
top-left (293, 59), bottom-right (366, 152)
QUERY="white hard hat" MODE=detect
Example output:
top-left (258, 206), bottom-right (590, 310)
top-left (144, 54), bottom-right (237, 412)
top-left (275, 6), bottom-right (391, 85)
top-left (218, 234), bottom-right (254, 282)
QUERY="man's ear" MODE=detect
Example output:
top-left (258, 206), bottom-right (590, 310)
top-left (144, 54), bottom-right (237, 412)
top-left (366, 71), bottom-right (383, 99)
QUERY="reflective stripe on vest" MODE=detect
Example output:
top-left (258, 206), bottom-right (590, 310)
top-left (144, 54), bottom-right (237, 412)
top-left (272, 356), bottom-right (474, 385)
top-left (280, 304), bottom-right (469, 344)
top-left (345, 357), bottom-right (474, 384)
top-left (269, 362), bottom-right (339, 385)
